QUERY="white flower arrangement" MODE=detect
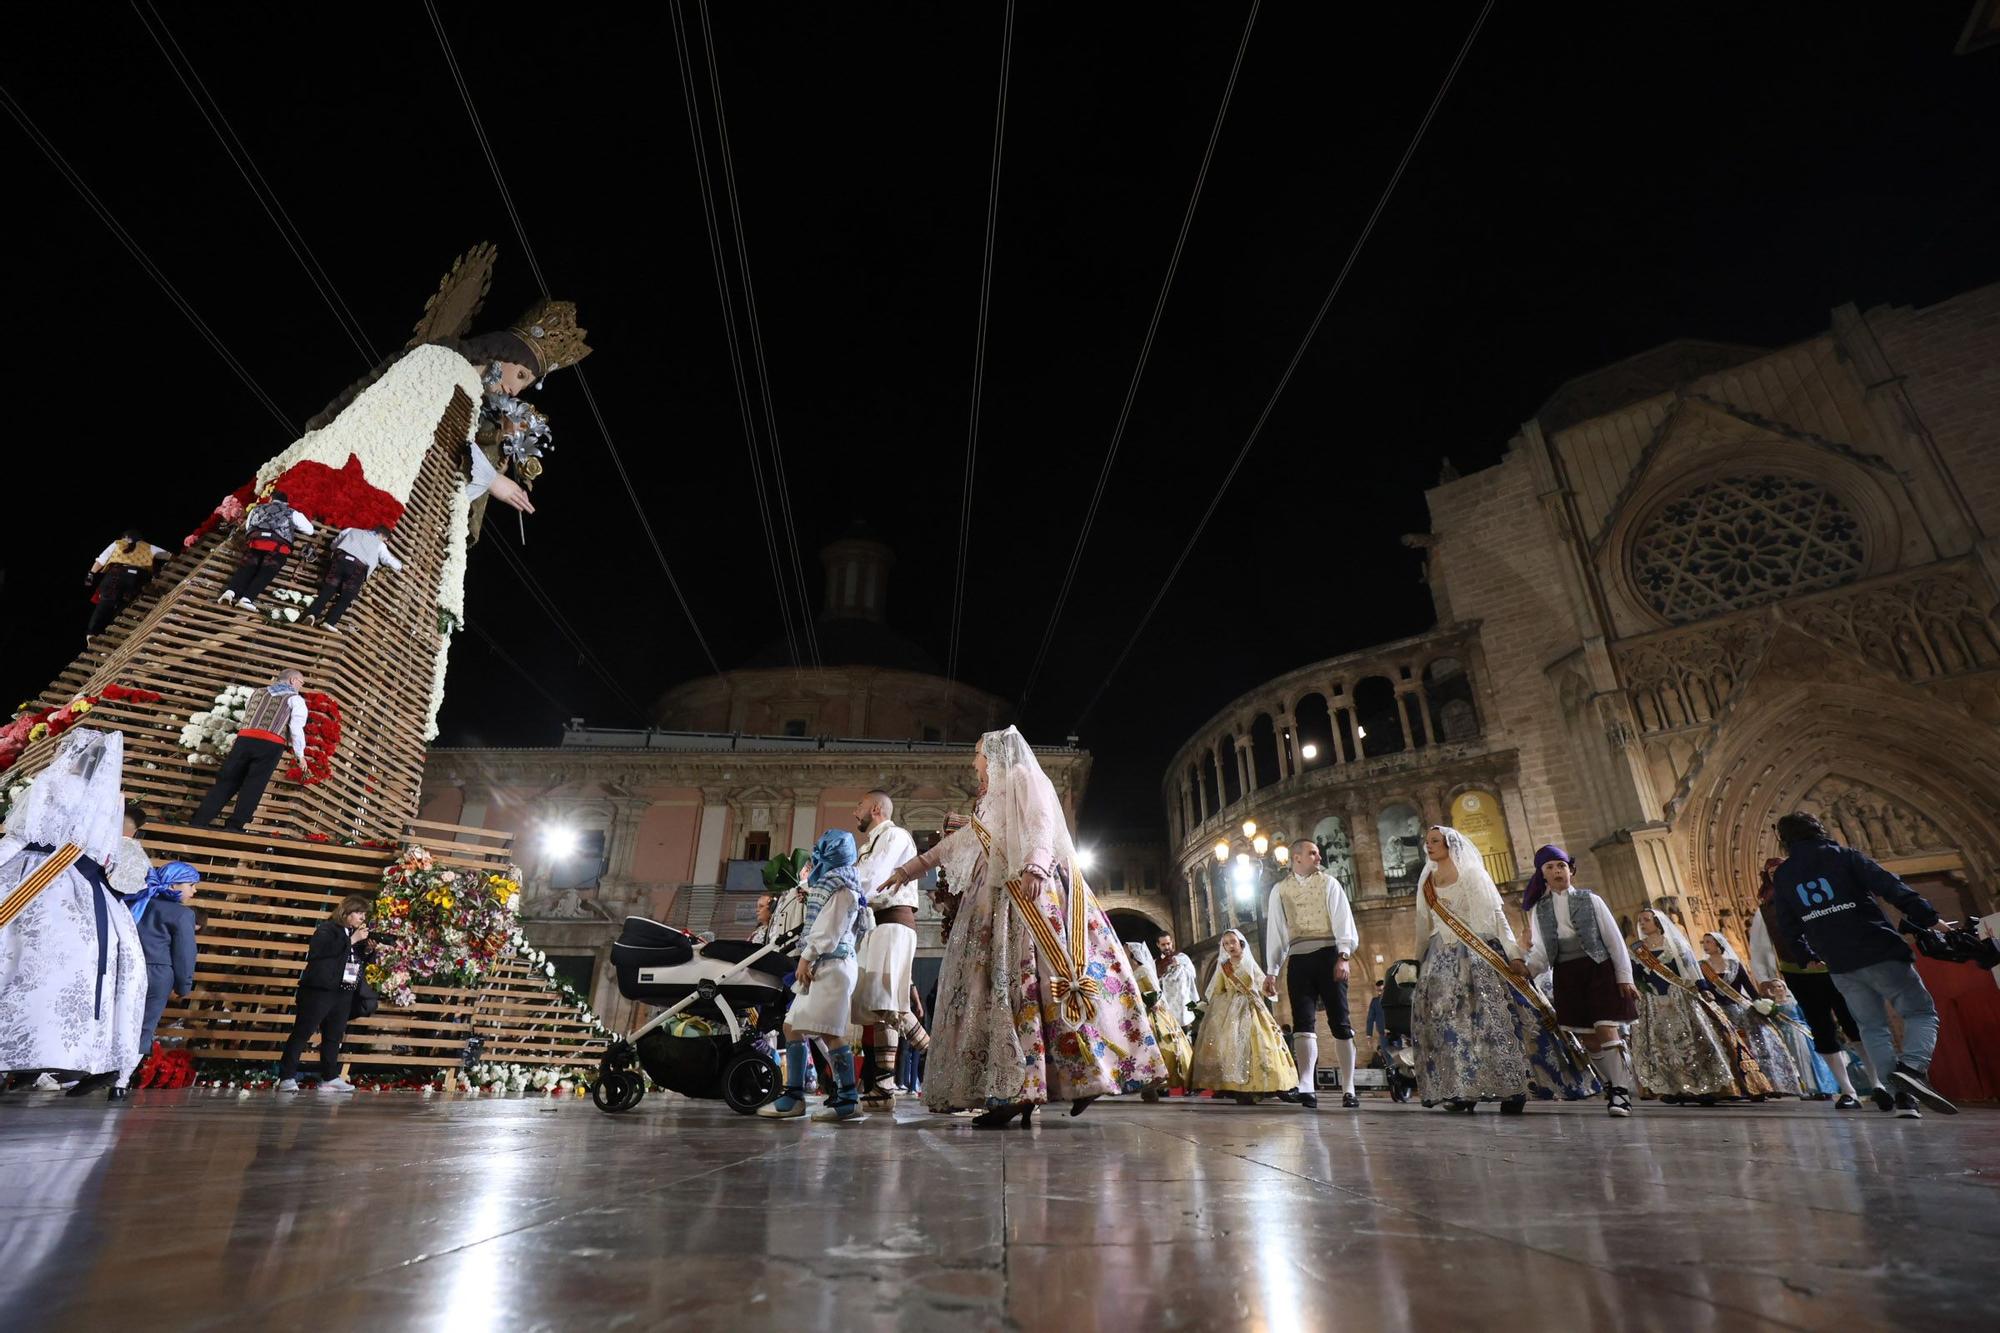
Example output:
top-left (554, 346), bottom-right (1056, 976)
top-left (1752, 997), bottom-right (1777, 1017)
top-left (177, 684), bottom-right (255, 764)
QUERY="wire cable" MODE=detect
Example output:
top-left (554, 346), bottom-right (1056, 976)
top-left (667, 0), bottom-right (805, 673)
top-left (1068, 0), bottom-right (1496, 734)
top-left (0, 81), bottom-right (297, 436)
top-left (422, 0), bottom-right (727, 680)
top-left (1019, 0), bottom-right (1259, 712)
top-left (945, 0), bottom-right (1017, 693)
top-left (131, 1), bottom-right (379, 369)
top-left (696, 0), bottom-right (822, 670)
top-left (464, 619), bottom-right (576, 719)
top-left (482, 535), bottom-right (651, 719)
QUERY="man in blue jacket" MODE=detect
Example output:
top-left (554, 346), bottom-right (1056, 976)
top-left (1770, 812), bottom-right (1956, 1119)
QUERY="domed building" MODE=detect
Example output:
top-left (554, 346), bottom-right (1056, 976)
top-left (420, 528), bottom-right (1088, 1031)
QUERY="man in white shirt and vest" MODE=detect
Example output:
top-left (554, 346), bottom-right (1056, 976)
top-left (1263, 838), bottom-right (1362, 1109)
top-left (848, 790), bottom-right (927, 1112)
top-left (305, 525), bottom-right (405, 631)
top-left (1156, 930), bottom-right (1199, 1029)
top-left (191, 670), bottom-right (308, 832)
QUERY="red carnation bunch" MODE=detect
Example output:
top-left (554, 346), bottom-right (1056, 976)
top-left (286, 690), bottom-right (343, 786)
top-left (100, 682), bottom-right (163, 705)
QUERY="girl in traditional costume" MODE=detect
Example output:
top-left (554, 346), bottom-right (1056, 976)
top-left (0, 730), bottom-right (148, 1101)
top-left (1628, 909), bottom-right (1744, 1103)
top-left (878, 727), bottom-right (1166, 1127)
top-left (1519, 844), bottom-right (1641, 1117)
top-left (1124, 940), bottom-right (1194, 1100)
top-left (1700, 931), bottom-right (1803, 1096)
top-left (1411, 826), bottom-right (1598, 1112)
top-left (759, 830), bottom-right (871, 1123)
top-left (1187, 929), bottom-right (1298, 1102)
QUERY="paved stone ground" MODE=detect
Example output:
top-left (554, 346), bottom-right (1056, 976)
top-left (2, 1087), bottom-right (1994, 1331)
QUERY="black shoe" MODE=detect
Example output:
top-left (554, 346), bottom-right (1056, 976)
top-left (1068, 1095), bottom-right (1099, 1118)
top-left (65, 1072), bottom-right (116, 1098)
top-left (1499, 1096), bottom-right (1526, 1115)
top-left (1893, 1091), bottom-right (1922, 1120)
top-left (1277, 1089), bottom-right (1301, 1104)
top-left (972, 1102), bottom-right (1030, 1129)
top-left (1607, 1087), bottom-right (1632, 1118)
top-left (1018, 1104), bottom-right (1034, 1128)
top-left (1342, 1092), bottom-right (1359, 1109)
top-left (107, 1086), bottom-right (129, 1102)
top-left (1890, 1064), bottom-right (1958, 1116)
top-left (1834, 1093), bottom-right (1860, 1110)
top-left (1871, 1088), bottom-right (1896, 1113)
top-left (1298, 1092), bottom-right (1318, 1109)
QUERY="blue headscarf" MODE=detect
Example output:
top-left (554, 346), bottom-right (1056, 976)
top-left (129, 860), bottom-right (200, 923)
top-left (811, 829), bottom-right (857, 878)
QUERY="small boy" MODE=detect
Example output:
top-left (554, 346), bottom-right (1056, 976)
top-left (759, 830), bottom-right (872, 1122)
top-left (119, 803), bottom-right (199, 1094)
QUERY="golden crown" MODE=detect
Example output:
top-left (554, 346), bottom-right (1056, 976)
top-left (510, 299), bottom-right (593, 377)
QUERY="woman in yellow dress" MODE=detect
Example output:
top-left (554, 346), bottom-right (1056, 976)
top-left (1187, 929), bottom-right (1298, 1103)
top-left (1125, 941), bottom-right (1194, 1100)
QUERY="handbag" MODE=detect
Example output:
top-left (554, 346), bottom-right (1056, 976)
top-left (349, 976), bottom-right (380, 1020)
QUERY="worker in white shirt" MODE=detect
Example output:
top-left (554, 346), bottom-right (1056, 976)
top-left (305, 526), bottom-right (405, 631)
top-left (219, 490), bottom-right (315, 613)
top-left (191, 670), bottom-right (309, 832)
top-left (86, 530), bottom-right (171, 640)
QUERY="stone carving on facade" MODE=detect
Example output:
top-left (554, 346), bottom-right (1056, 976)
top-left (1796, 776), bottom-right (1950, 863)
top-left (526, 886), bottom-right (614, 921)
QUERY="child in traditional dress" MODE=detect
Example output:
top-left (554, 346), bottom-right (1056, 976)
top-left (1187, 930), bottom-right (1298, 1103)
top-left (1125, 941), bottom-right (1193, 1101)
top-left (1518, 845), bottom-right (1641, 1117)
top-left (758, 830), bottom-right (872, 1123)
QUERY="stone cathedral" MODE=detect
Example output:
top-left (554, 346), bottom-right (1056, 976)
top-left (1166, 281), bottom-right (2000, 1017)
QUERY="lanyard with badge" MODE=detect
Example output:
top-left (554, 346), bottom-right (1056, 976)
top-left (341, 933), bottom-right (361, 988)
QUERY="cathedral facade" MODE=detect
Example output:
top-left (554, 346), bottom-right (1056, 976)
top-left (1165, 283), bottom-right (2000, 1037)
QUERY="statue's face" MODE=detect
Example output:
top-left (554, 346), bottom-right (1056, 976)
top-left (490, 361), bottom-right (536, 396)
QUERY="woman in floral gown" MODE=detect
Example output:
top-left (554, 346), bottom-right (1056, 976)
top-left (1125, 941), bottom-right (1194, 1099)
top-left (878, 727), bottom-right (1165, 1127)
top-left (1700, 931), bottom-right (1803, 1097)
top-left (1628, 909), bottom-right (1741, 1103)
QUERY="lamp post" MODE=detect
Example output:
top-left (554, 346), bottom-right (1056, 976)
top-left (1210, 817), bottom-right (1291, 966)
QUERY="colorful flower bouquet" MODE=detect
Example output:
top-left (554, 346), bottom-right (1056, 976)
top-left (365, 846), bottom-right (523, 1007)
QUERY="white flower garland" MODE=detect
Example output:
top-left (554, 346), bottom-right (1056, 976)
top-left (177, 685), bottom-right (254, 764)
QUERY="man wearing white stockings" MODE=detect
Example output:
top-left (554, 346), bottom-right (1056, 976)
top-left (1518, 845), bottom-right (1640, 1117)
top-left (849, 791), bottom-right (925, 1113)
top-left (1263, 839), bottom-right (1361, 1109)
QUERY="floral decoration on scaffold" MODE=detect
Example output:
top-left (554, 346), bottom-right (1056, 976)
top-left (284, 691), bottom-right (342, 786)
top-left (364, 846), bottom-right (522, 1007)
top-left (177, 685), bottom-right (254, 765)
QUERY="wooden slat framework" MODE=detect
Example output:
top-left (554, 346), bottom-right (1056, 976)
top-left (145, 822), bottom-right (601, 1069)
top-left (15, 389), bottom-right (474, 844)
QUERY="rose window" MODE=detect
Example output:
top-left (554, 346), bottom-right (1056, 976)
top-left (1630, 475), bottom-right (1866, 622)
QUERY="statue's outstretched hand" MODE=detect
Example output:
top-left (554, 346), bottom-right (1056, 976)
top-left (488, 475), bottom-right (537, 514)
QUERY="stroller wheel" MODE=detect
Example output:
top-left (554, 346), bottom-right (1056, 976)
top-left (618, 1070), bottom-right (647, 1111)
top-left (722, 1050), bottom-right (782, 1115)
top-left (593, 1070), bottom-right (644, 1114)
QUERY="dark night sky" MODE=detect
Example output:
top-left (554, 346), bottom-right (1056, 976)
top-left (4, 4), bottom-right (1995, 839)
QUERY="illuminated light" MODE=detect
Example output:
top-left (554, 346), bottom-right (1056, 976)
top-left (1252, 835), bottom-right (1269, 856)
top-left (1355, 725), bottom-right (1368, 739)
top-left (1301, 743), bottom-right (1318, 760)
top-left (1076, 848), bottom-right (1097, 871)
top-left (1213, 841), bottom-right (1231, 863)
top-left (1273, 845), bottom-right (1290, 864)
top-left (1236, 852), bottom-right (1252, 868)
top-left (1241, 820), bottom-right (1258, 838)
top-left (542, 827), bottom-right (579, 858)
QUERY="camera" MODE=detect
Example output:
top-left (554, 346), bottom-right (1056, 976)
top-left (1905, 921), bottom-right (2000, 970)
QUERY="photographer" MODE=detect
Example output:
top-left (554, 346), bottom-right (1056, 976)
top-left (276, 896), bottom-right (374, 1092)
top-left (1770, 812), bottom-right (1956, 1119)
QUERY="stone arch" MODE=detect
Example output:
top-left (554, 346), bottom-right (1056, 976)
top-left (1250, 714), bottom-right (1282, 788)
top-left (1217, 730), bottom-right (1243, 805)
top-left (1292, 691), bottom-right (1332, 767)
top-left (1682, 678), bottom-right (2000, 931)
top-left (1200, 751), bottom-right (1222, 816)
top-left (1312, 813), bottom-right (1356, 885)
top-left (1352, 676), bottom-right (1405, 757)
top-left (1106, 906), bottom-right (1172, 943)
top-left (1423, 656), bottom-right (1479, 741)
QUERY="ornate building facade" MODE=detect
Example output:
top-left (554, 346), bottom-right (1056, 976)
top-left (420, 532), bottom-right (1094, 1032)
top-left (1167, 283), bottom-right (2000, 1041)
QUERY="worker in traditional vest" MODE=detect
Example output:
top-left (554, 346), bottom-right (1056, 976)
top-left (190, 670), bottom-right (308, 831)
top-left (1517, 845), bottom-right (1641, 1118)
top-left (1263, 838), bottom-right (1361, 1109)
top-left (86, 529), bottom-right (171, 642)
top-left (219, 489), bottom-right (315, 613)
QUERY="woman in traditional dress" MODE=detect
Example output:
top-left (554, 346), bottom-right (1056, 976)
top-left (877, 727), bottom-right (1165, 1127)
top-left (1410, 826), bottom-right (1598, 1112)
top-left (1186, 929), bottom-right (1298, 1103)
top-left (1627, 909), bottom-right (1741, 1103)
top-left (1769, 978), bottom-right (1840, 1098)
top-left (1124, 940), bottom-right (1194, 1101)
top-left (0, 729), bottom-right (148, 1101)
top-left (1700, 931), bottom-right (1803, 1096)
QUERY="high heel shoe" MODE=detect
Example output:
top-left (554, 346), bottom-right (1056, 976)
top-left (972, 1102), bottom-right (1030, 1128)
top-left (1017, 1104), bottom-right (1035, 1128)
top-left (1068, 1095), bottom-right (1099, 1118)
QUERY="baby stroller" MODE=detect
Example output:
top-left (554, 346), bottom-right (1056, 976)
top-left (594, 889), bottom-right (804, 1115)
top-left (1378, 958), bottom-right (1419, 1103)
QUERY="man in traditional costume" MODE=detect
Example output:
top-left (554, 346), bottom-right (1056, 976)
top-left (878, 727), bottom-right (1165, 1127)
top-left (190, 670), bottom-right (307, 832)
top-left (86, 531), bottom-right (171, 642)
top-left (848, 790), bottom-right (926, 1113)
top-left (0, 730), bottom-right (148, 1101)
top-left (1156, 930), bottom-right (1198, 1031)
top-left (1518, 845), bottom-right (1640, 1117)
top-left (219, 490), bottom-right (315, 613)
top-left (1263, 838), bottom-right (1360, 1109)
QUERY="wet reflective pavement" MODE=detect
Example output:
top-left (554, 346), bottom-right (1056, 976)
top-left (2, 1089), bottom-right (1995, 1331)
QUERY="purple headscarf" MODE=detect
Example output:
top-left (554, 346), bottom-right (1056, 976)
top-left (1520, 844), bottom-right (1572, 911)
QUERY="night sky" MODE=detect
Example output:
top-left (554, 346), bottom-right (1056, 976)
top-left (5, 4), bottom-right (1995, 839)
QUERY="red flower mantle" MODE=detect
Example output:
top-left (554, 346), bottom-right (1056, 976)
top-left (286, 690), bottom-right (343, 787)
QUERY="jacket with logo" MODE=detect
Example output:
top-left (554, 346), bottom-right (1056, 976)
top-left (1770, 838), bottom-right (1938, 973)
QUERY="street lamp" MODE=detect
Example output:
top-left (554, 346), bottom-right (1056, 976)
top-left (1077, 847), bottom-right (1097, 871)
top-left (1300, 743), bottom-right (1318, 760)
top-left (542, 826), bottom-right (580, 858)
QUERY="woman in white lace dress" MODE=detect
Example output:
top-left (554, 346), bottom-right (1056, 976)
top-left (0, 729), bottom-right (147, 1099)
